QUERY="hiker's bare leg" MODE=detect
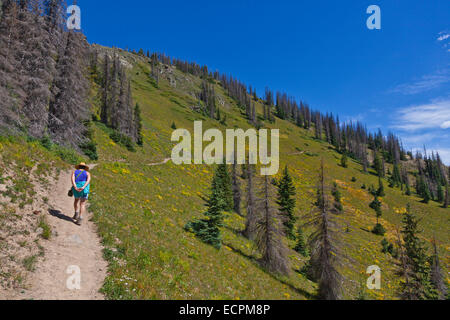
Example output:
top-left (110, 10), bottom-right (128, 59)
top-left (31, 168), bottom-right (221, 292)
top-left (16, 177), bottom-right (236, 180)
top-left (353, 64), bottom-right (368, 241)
top-left (74, 198), bottom-right (80, 213)
top-left (80, 199), bottom-right (87, 218)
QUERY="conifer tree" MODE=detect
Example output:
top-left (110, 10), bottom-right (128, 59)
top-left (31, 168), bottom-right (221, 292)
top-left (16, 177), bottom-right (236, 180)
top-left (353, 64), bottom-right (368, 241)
top-left (216, 162), bottom-right (233, 211)
top-left (185, 165), bottom-right (227, 249)
top-left (377, 177), bottom-right (385, 197)
top-left (392, 163), bottom-right (402, 188)
top-left (370, 195), bottom-right (385, 236)
top-left (276, 166), bottom-right (297, 240)
top-left (398, 205), bottom-right (438, 300)
top-left (100, 53), bottom-right (110, 124)
top-left (231, 158), bottom-right (242, 215)
top-left (255, 175), bottom-right (290, 276)
top-left (331, 182), bottom-right (343, 213)
top-left (444, 183), bottom-right (448, 209)
top-left (437, 183), bottom-right (444, 204)
top-left (243, 162), bottom-right (257, 240)
top-left (430, 238), bottom-right (447, 300)
top-left (306, 160), bottom-right (343, 300)
top-left (373, 151), bottom-right (384, 177)
top-left (134, 103), bottom-right (143, 146)
top-left (48, 31), bottom-right (89, 145)
top-left (405, 179), bottom-right (412, 196)
top-left (417, 175), bottom-right (431, 203)
top-left (294, 226), bottom-right (308, 257)
top-left (446, 167), bottom-right (450, 209)
top-left (340, 152), bottom-right (348, 168)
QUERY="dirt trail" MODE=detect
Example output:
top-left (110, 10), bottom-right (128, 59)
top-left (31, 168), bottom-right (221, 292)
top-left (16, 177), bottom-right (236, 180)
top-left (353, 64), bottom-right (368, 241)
top-left (147, 158), bottom-right (171, 166)
top-left (15, 166), bottom-right (107, 300)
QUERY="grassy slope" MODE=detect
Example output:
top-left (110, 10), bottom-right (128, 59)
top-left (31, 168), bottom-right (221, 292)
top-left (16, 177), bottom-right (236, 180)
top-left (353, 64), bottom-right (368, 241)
top-left (88, 49), bottom-right (449, 300)
top-left (0, 136), bottom-right (73, 289)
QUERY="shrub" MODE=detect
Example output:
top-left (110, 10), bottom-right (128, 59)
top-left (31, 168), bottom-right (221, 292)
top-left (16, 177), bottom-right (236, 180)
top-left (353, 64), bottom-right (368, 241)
top-left (23, 255), bottom-right (38, 272)
top-left (40, 135), bottom-right (53, 150)
top-left (110, 131), bottom-right (136, 152)
top-left (351, 177), bottom-right (357, 182)
top-left (38, 216), bottom-right (52, 240)
top-left (372, 223), bottom-right (386, 236)
top-left (80, 140), bottom-right (98, 160)
top-left (54, 145), bottom-right (83, 165)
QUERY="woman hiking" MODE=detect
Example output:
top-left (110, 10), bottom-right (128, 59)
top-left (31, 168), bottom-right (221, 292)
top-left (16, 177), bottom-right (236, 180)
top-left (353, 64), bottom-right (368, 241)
top-left (71, 162), bottom-right (91, 226)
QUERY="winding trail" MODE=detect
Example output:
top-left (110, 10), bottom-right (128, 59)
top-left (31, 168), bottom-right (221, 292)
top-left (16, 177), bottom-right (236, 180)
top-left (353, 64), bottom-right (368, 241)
top-left (147, 158), bottom-right (171, 166)
top-left (18, 165), bottom-right (107, 300)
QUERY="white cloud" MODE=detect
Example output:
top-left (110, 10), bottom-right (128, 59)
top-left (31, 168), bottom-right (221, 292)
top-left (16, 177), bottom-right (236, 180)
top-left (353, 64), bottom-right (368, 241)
top-left (437, 33), bottom-right (450, 42)
top-left (437, 32), bottom-right (450, 53)
top-left (390, 72), bottom-right (449, 95)
top-left (401, 132), bottom-right (442, 145)
top-left (392, 99), bottom-right (450, 131)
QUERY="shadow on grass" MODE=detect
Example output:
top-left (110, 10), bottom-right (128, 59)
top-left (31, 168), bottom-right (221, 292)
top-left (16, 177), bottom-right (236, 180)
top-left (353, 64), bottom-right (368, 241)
top-left (224, 242), bottom-right (316, 300)
top-left (223, 225), bottom-right (244, 237)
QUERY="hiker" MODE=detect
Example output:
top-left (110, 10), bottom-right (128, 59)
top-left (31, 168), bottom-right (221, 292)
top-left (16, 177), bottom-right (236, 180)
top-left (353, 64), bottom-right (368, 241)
top-left (71, 162), bottom-right (91, 226)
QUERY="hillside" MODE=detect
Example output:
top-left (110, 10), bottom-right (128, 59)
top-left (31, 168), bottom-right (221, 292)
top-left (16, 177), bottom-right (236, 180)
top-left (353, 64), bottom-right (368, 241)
top-left (0, 2), bottom-right (449, 300)
top-left (85, 48), bottom-right (448, 300)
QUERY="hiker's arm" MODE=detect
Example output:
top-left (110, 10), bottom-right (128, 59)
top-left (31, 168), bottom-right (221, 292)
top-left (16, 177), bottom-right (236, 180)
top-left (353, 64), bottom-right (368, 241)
top-left (81, 173), bottom-right (91, 191)
top-left (71, 172), bottom-right (77, 188)
top-left (72, 172), bottom-right (82, 192)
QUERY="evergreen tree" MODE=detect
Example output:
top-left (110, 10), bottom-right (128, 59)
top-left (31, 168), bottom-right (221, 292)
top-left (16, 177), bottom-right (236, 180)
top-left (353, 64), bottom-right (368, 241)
top-left (398, 205), bottom-right (438, 300)
top-left (276, 166), bottom-right (297, 240)
top-left (405, 179), bottom-right (412, 196)
top-left (370, 195), bottom-right (385, 236)
top-left (215, 162), bottom-right (233, 211)
top-left (185, 165), bottom-right (227, 249)
top-left (331, 182), bottom-right (343, 213)
top-left (340, 152), bottom-right (348, 168)
top-left (294, 226), bottom-right (308, 257)
top-left (417, 175), bottom-right (431, 204)
top-left (373, 151), bottom-right (384, 177)
top-left (134, 103), bottom-right (143, 146)
top-left (422, 184), bottom-right (431, 204)
top-left (377, 177), bottom-right (385, 197)
top-left (391, 163), bottom-right (402, 188)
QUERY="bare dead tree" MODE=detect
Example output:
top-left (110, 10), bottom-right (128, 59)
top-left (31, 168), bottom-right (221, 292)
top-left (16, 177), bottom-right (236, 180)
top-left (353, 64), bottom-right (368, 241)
top-left (430, 237), bottom-right (447, 300)
top-left (48, 31), bottom-right (90, 146)
top-left (394, 228), bottom-right (413, 300)
top-left (243, 162), bottom-right (256, 240)
top-left (254, 175), bottom-right (290, 276)
top-left (231, 153), bottom-right (242, 216)
top-left (304, 160), bottom-right (344, 300)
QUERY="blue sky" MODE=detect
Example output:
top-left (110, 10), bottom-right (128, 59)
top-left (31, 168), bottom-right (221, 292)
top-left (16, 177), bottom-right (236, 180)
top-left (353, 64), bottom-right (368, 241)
top-left (76, 0), bottom-right (450, 163)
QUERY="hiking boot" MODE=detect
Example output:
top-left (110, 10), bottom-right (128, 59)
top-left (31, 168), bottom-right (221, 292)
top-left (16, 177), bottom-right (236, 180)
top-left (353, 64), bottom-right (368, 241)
top-left (75, 217), bottom-right (83, 226)
top-left (73, 212), bottom-right (80, 220)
